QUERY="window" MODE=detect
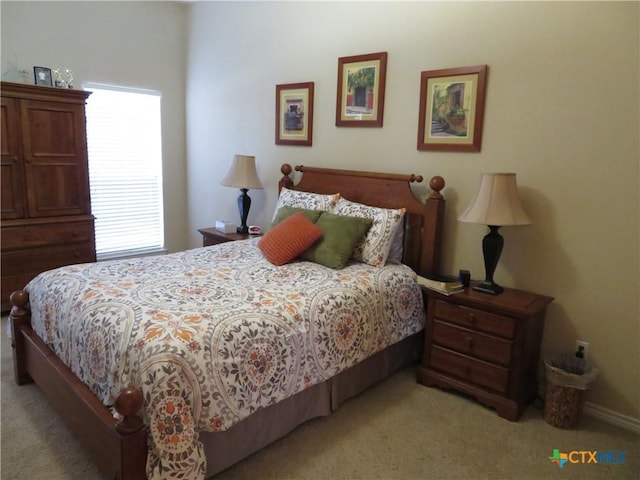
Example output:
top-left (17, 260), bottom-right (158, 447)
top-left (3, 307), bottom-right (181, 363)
top-left (84, 85), bottom-right (165, 260)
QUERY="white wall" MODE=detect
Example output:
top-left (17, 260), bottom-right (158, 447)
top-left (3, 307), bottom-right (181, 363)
top-left (1, 1), bottom-right (189, 253)
top-left (186, 1), bottom-right (639, 420)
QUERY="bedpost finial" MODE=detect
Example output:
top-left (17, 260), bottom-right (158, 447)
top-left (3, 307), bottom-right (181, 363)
top-left (410, 174), bottom-right (424, 183)
top-left (280, 163), bottom-right (292, 176)
top-left (429, 176), bottom-right (445, 198)
top-left (115, 385), bottom-right (144, 434)
top-left (10, 290), bottom-right (29, 309)
top-left (279, 163), bottom-right (294, 192)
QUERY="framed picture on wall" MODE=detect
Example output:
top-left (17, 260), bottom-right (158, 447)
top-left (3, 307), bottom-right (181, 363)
top-left (275, 82), bottom-right (314, 146)
top-left (417, 64), bottom-right (488, 152)
top-left (33, 66), bottom-right (53, 87)
top-left (335, 52), bottom-right (387, 127)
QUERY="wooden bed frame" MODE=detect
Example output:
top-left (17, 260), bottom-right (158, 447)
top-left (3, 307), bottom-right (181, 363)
top-left (9, 163), bottom-right (445, 479)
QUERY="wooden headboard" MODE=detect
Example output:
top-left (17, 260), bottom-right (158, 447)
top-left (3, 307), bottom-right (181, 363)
top-left (278, 163), bottom-right (445, 275)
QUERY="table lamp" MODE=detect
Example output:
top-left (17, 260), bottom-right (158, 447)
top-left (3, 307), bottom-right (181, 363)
top-left (458, 173), bottom-right (531, 295)
top-left (221, 155), bottom-right (263, 234)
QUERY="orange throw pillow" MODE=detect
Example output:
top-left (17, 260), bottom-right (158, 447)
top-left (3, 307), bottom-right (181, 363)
top-left (258, 212), bottom-right (323, 266)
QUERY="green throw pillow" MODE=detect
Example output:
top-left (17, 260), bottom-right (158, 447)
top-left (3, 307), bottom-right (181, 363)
top-left (300, 212), bottom-right (372, 269)
top-left (271, 205), bottom-right (323, 228)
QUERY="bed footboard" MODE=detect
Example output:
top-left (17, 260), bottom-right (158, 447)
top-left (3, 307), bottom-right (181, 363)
top-left (9, 290), bottom-right (148, 480)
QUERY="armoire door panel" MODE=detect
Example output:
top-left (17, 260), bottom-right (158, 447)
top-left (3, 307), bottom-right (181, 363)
top-left (22, 103), bottom-right (81, 157)
top-left (1, 164), bottom-right (25, 219)
top-left (1, 97), bottom-right (19, 156)
top-left (1, 96), bottom-right (26, 219)
top-left (20, 99), bottom-right (90, 217)
top-left (26, 164), bottom-right (86, 216)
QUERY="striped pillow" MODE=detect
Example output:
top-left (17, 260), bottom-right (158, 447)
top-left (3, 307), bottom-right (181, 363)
top-left (258, 212), bottom-right (323, 266)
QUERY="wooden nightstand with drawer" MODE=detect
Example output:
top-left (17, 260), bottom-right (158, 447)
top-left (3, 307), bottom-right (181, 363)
top-left (417, 284), bottom-right (553, 421)
top-left (198, 227), bottom-right (258, 247)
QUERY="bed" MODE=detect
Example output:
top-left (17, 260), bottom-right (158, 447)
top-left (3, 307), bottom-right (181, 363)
top-left (9, 163), bottom-right (445, 479)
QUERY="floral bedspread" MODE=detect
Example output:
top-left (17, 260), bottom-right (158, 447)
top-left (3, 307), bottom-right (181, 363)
top-left (25, 238), bottom-right (425, 479)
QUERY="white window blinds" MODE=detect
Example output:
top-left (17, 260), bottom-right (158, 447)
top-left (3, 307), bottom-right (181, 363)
top-left (84, 85), bottom-right (165, 260)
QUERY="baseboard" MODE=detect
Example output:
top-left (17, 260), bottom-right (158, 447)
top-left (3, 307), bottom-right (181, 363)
top-left (583, 401), bottom-right (640, 434)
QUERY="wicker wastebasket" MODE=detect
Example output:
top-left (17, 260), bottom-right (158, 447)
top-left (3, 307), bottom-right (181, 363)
top-left (544, 355), bottom-right (598, 429)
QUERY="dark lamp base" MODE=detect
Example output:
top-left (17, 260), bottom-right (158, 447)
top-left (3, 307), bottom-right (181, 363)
top-left (236, 188), bottom-right (251, 235)
top-left (472, 281), bottom-right (504, 295)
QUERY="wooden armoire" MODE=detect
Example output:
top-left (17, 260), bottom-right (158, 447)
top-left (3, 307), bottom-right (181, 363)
top-left (1, 82), bottom-right (96, 312)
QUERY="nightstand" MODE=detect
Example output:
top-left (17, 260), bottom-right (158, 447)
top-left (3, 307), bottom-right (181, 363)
top-left (198, 227), bottom-right (257, 247)
top-left (417, 283), bottom-right (553, 421)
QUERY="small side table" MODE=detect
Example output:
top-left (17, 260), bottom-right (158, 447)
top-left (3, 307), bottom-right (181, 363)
top-left (417, 283), bottom-right (553, 421)
top-left (198, 227), bottom-right (257, 247)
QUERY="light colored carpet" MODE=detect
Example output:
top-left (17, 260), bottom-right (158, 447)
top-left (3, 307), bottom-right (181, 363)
top-left (1, 317), bottom-right (638, 480)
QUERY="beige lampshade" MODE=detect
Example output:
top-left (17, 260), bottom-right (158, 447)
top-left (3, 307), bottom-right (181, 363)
top-left (458, 173), bottom-right (532, 226)
top-left (221, 155), bottom-right (263, 189)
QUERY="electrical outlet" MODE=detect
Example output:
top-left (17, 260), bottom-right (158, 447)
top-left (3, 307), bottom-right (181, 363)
top-left (576, 340), bottom-right (589, 360)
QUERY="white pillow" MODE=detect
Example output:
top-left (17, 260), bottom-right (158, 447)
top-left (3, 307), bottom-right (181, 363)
top-left (333, 198), bottom-right (405, 267)
top-left (271, 188), bottom-right (340, 222)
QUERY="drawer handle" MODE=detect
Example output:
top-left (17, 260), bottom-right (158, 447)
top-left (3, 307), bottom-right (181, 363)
top-left (463, 365), bottom-right (471, 377)
top-left (467, 313), bottom-right (477, 324)
top-left (465, 336), bottom-right (473, 349)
